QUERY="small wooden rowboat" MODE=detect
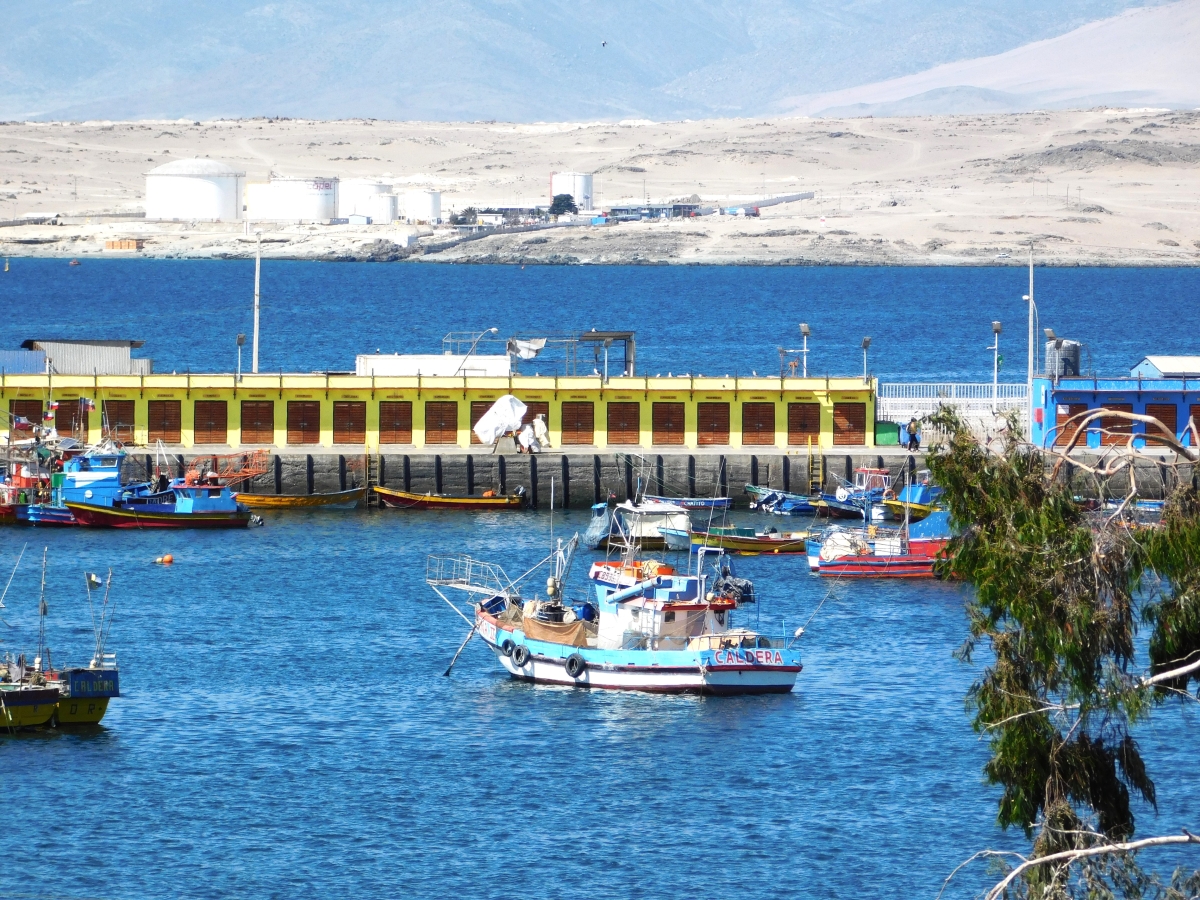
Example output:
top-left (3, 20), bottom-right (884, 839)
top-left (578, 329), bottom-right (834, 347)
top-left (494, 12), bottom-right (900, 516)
top-left (374, 485), bottom-right (527, 511)
top-left (690, 526), bottom-right (813, 555)
top-left (233, 487), bottom-right (365, 510)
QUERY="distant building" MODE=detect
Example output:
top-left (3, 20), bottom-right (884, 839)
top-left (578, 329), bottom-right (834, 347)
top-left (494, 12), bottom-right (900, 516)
top-left (245, 177), bottom-right (339, 222)
top-left (355, 353), bottom-right (510, 377)
top-left (145, 158), bottom-right (245, 222)
top-left (338, 179), bottom-right (398, 223)
top-left (20, 339), bottom-right (152, 375)
top-left (1129, 356), bottom-right (1200, 378)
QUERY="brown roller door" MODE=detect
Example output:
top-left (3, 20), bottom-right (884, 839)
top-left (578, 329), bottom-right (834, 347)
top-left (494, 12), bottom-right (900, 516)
top-left (193, 401), bottom-right (228, 445)
top-left (469, 401), bottom-right (492, 444)
top-left (379, 401), bottom-right (412, 444)
top-left (832, 402), bottom-right (866, 446)
top-left (10, 399), bottom-right (43, 430)
top-left (147, 400), bottom-right (181, 444)
top-left (742, 402), bottom-right (776, 446)
top-left (102, 400), bottom-right (135, 442)
top-left (1189, 405), bottom-right (1200, 445)
top-left (333, 401), bottom-right (366, 444)
top-left (286, 401), bottom-right (321, 445)
top-left (1099, 404), bottom-right (1132, 446)
top-left (788, 403), bottom-right (821, 446)
top-left (697, 402), bottom-right (729, 446)
top-left (55, 398), bottom-right (88, 439)
top-left (652, 402), bottom-right (685, 445)
top-left (607, 402), bottom-right (641, 445)
top-left (241, 401), bottom-right (275, 444)
top-left (1145, 403), bottom-right (1178, 446)
top-left (560, 402), bottom-right (594, 445)
top-left (425, 401), bottom-right (459, 445)
top-left (1054, 403), bottom-right (1088, 447)
top-left (522, 401), bottom-right (549, 428)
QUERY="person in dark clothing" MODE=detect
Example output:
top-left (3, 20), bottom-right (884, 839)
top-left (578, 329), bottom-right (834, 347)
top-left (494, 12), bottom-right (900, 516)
top-left (906, 418), bottom-right (921, 451)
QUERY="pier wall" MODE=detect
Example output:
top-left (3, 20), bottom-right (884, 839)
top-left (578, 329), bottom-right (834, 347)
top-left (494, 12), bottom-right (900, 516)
top-left (125, 449), bottom-right (931, 509)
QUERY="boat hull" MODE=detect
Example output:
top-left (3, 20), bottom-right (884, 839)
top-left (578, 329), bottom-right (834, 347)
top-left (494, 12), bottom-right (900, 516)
top-left (881, 499), bottom-right (934, 521)
top-left (233, 487), bottom-right (364, 510)
top-left (16, 505), bottom-right (78, 526)
top-left (690, 531), bottom-right (811, 555)
top-left (818, 555), bottom-right (936, 577)
top-left (375, 486), bottom-right (525, 510)
top-left (65, 501), bottom-right (251, 529)
top-left (479, 613), bottom-right (800, 695)
top-left (0, 687), bottom-right (61, 729)
top-left (643, 495), bottom-right (731, 510)
top-left (55, 697), bottom-right (111, 724)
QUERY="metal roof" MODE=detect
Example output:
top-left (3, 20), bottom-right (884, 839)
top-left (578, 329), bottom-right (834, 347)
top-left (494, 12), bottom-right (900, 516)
top-left (1133, 355), bottom-right (1200, 377)
top-left (22, 339), bottom-right (144, 349)
top-left (20, 340), bottom-right (151, 375)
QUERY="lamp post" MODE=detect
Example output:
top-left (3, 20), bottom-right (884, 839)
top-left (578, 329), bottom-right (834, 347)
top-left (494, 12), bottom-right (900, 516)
top-left (800, 323), bottom-right (811, 377)
top-left (1025, 240), bottom-right (1035, 435)
top-left (236, 333), bottom-right (245, 383)
top-left (454, 327), bottom-right (499, 375)
top-left (989, 321), bottom-right (1001, 412)
top-left (253, 230), bottom-right (262, 374)
top-left (861, 336), bottom-right (871, 384)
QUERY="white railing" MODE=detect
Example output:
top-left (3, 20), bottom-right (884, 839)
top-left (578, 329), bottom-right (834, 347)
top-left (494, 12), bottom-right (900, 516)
top-left (878, 383), bottom-right (1029, 440)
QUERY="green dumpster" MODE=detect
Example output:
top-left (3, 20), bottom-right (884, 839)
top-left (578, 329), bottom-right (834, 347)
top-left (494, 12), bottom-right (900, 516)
top-left (874, 421), bottom-right (900, 446)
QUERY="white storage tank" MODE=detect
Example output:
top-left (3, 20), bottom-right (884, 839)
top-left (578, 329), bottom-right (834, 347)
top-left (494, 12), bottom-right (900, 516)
top-left (404, 190), bottom-right (441, 224)
top-left (551, 171), bottom-right (594, 211)
top-left (339, 180), bottom-right (396, 222)
top-left (245, 177), bottom-right (339, 222)
top-left (145, 158), bottom-right (244, 221)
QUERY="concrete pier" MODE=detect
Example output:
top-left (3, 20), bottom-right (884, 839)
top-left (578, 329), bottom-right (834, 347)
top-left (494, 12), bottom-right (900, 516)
top-left (131, 447), bottom-right (933, 509)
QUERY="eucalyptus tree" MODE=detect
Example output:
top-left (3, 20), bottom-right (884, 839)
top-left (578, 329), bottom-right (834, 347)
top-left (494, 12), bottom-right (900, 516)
top-left (928, 408), bottom-right (1200, 899)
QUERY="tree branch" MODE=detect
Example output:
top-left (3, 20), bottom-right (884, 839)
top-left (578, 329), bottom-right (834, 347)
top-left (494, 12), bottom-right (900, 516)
top-left (983, 830), bottom-right (1200, 900)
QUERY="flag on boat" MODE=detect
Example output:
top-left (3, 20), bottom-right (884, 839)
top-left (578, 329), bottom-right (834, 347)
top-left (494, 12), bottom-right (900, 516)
top-left (83, 398), bottom-right (96, 411)
top-left (86, 572), bottom-right (102, 589)
top-left (12, 415), bottom-right (33, 431)
top-left (48, 401), bottom-right (59, 410)
top-left (43, 410), bottom-right (55, 421)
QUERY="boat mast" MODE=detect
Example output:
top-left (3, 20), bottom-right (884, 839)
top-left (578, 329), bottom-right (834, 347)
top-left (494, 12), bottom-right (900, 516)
top-left (37, 547), bottom-right (48, 670)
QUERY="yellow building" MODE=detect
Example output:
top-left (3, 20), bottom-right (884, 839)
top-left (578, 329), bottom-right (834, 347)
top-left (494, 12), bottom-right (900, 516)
top-left (1, 373), bottom-right (877, 451)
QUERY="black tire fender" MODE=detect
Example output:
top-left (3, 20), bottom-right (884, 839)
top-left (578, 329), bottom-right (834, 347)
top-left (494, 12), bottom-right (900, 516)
top-left (565, 653), bottom-right (587, 679)
top-left (512, 645), bottom-right (531, 667)
top-left (500, 639), bottom-right (516, 657)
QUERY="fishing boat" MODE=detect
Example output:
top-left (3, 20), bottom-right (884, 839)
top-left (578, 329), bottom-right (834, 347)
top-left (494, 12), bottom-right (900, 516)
top-left (67, 477), bottom-right (253, 528)
top-left (643, 494), bottom-right (732, 510)
top-left (0, 680), bottom-right (60, 730)
top-left (427, 533), bottom-right (801, 695)
top-left (582, 499), bottom-right (691, 551)
top-left (233, 486), bottom-right (364, 510)
top-left (746, 484), bottom-right (819, 516)
top-left (810, 511), bottom-right (952, 578)
top-left (18, 441), bottom-right (146, 526)
top-left (880, 471), bottom-right (943, 522)
top-left (690, 525), bottom-right (813, 555)
top-left (374, 485), bottom-right (527, 510)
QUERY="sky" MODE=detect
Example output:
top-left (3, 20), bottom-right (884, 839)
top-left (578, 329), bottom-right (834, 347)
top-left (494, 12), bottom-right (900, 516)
top-left (0, 0), bottom-right (1168, 121)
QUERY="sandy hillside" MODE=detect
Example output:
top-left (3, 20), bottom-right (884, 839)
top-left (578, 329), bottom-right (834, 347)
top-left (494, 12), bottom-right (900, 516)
top-left (1, 108), bottom-right (1198, 265)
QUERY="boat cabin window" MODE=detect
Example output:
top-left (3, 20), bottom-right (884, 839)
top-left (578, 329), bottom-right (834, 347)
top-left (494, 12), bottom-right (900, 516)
top-left (716, 612), bottom-right (726, 625)
top-left (663, 611), bottom-right (675, 623)
top-left (208, 488), bottom-right (222, 498)
top-left (76, 459), bottom-right (91, 471)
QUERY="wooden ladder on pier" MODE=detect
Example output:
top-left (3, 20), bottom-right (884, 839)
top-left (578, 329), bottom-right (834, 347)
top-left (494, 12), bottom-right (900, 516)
top-left (365, 452), bottom-right (380, 508)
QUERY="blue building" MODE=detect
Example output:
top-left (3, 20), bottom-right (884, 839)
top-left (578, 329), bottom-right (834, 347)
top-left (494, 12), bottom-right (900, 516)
top-left (1031, 354), bottom-right (1200, 449)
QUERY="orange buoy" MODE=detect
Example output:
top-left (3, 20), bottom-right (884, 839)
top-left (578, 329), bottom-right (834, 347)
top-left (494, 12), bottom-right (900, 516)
top-left (155, 554), bottom-right (174, 565)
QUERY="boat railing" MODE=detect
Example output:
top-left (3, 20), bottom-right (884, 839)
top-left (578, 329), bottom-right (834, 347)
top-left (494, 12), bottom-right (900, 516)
top-left (426, 554), bottom-right (516, 597)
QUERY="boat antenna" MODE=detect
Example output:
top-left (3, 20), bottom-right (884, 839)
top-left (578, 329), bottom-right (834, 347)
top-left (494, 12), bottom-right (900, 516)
top-left (549, 476), bottom-right (554, 558)
top-left (37, 547), bottom-right (48, 669)
top-left (97, 569), bottom-right (117, 668)
top-left (0, 542), bottom-right (26, 628)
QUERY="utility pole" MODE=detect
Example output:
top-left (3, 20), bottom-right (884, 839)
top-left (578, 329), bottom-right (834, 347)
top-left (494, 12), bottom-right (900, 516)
top-left (990, 321), bottom-right (1001, 412)
top-left (1025, 241), bottom-right (1035, 435)
top-left (253, 230), bottom-right (262, 373)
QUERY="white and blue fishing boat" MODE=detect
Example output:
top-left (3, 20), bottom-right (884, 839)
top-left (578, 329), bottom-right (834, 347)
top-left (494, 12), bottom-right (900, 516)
top-left (746, 484), bottom-right (819, 516)
top-left (428, 517), bottom-right (800, 695)
top-left (582, 498), bottom-right (692, 551)
top-left (17, 441), bottom-right (150, 526)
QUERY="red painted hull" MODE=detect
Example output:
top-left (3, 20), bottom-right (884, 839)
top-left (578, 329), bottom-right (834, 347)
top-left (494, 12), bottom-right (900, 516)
top-left (65, 502), bottom-right (251, 529)
top-left (819, 555), bottom-right (936, 577)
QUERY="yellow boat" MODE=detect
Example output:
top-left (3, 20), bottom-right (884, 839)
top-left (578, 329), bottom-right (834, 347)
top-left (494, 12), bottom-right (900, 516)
top-left (233, 487), bottom-right (365, 510)
top-left (374, 485), bottom-right (527, 510)
top-left (690, 527), bottom-right (813, 555)
top-left (49, 667), bottom-right (120, 725)
top-left (0, 685), bottom-right (60, 730)
top-left (881, 499), bottom-right (935, 521)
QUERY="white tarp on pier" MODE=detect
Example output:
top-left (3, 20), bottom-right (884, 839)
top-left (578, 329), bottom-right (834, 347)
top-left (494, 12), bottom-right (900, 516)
top-left (472, 394), bottom-right (527, 445)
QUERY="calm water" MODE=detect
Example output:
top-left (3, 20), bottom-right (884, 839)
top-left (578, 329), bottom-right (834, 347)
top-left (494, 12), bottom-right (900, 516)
top-left (2, 259), bottom-right (1200, 380)
top-left (2, 511), bottom-right (1197, 899)
top-left (3, 263), bottom-right (1199, 898)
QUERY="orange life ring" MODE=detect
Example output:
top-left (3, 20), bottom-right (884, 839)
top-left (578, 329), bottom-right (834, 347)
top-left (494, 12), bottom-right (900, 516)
top-left (883, 489), bottom-right (897, 500)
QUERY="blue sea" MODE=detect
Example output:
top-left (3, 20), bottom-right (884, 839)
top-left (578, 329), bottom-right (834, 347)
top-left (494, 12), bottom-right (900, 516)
top-left (2, 262), bottom-right (1199, 899)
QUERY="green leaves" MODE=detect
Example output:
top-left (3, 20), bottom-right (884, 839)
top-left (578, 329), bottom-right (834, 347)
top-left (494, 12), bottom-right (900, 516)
top-left (927, 408), bottom-right (1200, 851)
